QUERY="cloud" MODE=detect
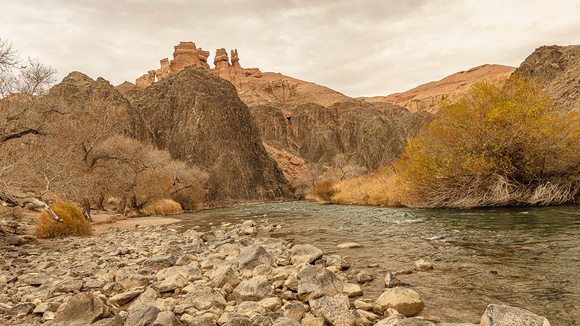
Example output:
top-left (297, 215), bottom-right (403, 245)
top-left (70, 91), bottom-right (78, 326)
top-left (1, 0), bottom-right (580, 97)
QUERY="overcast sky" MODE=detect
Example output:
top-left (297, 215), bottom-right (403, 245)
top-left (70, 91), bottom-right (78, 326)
top-left (1, 0), bottom-right (580, 97)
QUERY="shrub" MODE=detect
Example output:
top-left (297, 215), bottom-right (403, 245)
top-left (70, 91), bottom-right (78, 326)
top-left (35, 201), bottom-right (93, 239)
top-left (399, 77), bottom-right (580, 208)
top-left (313, 180), bottom-right (336, 202)
top-left (143, 199), bottom-right (183, 216)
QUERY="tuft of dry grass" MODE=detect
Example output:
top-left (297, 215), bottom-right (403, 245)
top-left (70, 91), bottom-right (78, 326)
top-left (35, 201), bottom-right (93, 239)
top-left (143, 199), bottom-right (183, 216)
top-left (332, 171), bottom-right (406, 207)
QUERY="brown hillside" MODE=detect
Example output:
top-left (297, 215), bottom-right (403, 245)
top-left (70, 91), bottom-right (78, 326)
top-left (513, 44), bottom-right (580, 111)
top-left (382, 64), bottom-right (516, 113)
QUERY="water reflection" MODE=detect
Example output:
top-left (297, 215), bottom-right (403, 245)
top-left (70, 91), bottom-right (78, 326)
top-left (177, 201), bottom-right (580, 325)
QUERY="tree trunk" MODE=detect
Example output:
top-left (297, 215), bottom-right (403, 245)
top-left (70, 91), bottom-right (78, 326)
top-left (0, 194), bottom-right (62, 223)
top-left (80, 198), bottom-right (93, 222)
top-left (117, 197), bottom-right (127, 217)
top-left (96, 195), bottom-right (105, 211)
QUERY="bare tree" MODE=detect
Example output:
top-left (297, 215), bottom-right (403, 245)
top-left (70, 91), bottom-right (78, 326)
top-left (0, 38), bottom-right (19, 71)
top-left (17, 57), bottom-right (57, 95)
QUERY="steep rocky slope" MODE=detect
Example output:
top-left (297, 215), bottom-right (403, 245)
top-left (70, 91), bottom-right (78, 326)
top-left (129, 66), bottom-right (291, 204)
top-left (512, 44), bottom-right (580, 111)
top-left (382, 64), bottom-right (516, 113)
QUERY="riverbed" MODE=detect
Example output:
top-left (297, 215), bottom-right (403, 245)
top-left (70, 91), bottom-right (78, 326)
top-left (177, 201), bottom-right (580, 325)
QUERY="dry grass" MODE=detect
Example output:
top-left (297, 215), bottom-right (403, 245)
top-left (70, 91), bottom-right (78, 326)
top-left (313, 180), bottom-right (336, 202)
top-left (332, 172), bottom-right (406, 207)
top-left (35, 201), bottom-right (93, 239)
top-left (143, 199), bottom-right (183, 216)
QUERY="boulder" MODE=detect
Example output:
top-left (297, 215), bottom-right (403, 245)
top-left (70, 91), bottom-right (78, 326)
top-left (233, 276), bottom-right (273, 303)
top-left (184, 287), bottom-right (226, 310)
top-left (289, 244), bottom-right (323, 264)
top-left (296, 265), bottom-right (343, 301)
top-left (356, 271), bottom-right (374, 283)
top-left (336, 243), bottom-right (363, 250)
top-left (209, 265), bottom-right (242, 288)
top-left (54, 292), bottom-right (117, 326)
top-left (384, 272), bottom-right (408, 288)
top-left (324, 255), bottom-right (350, 270)
top-left (343, 283), bottom-right (363, 297)
top-left (376, 288), bottom-right (424, 317)
top-left (480, 304), bottom-right (551, 326)
top-left (153, 311), bottom-right (183, 326)
top-left (153, 273), bottom-right (188, 293)
top-left (125, 304), bottom-right (161, 326)
top-left (272, 316), bottom-right (301, 326)
top-left (239, 245), bottom-right (273, 270)
top-left (143, 255), bottom-right (176, 270)
top-left (280, 302), bottom-right (306, 321)
top-left (414, 260), bottom-right (433, 271)
top-left (310, 296), bottom-right (356, 326)
top-left (6, 303), bottom-right (35, 318)
top-left (108, 289), bottom-right (144, 306)
top-left (157, 265), bottom-right (202, 282)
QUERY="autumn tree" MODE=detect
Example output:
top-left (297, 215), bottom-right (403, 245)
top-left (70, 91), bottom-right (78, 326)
top-left (399, 77), bottom-right (580, 208)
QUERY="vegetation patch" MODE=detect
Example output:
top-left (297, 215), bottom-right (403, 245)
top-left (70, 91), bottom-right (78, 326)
top-left (142, 199), bottom-right (183, 216)
top-left (35, 201), bottom-right (93, 239)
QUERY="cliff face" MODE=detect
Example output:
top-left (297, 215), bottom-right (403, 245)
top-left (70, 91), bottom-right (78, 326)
top-left (513, 45), bottom-right (580, 111)
top-left (382, 64), bottom-right (516, 113)
top-left (130, 66), bottom-right (291, 204)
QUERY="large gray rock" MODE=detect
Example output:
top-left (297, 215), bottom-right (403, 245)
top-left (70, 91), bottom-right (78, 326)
top-left (280, 302), bottom-right (307, 321)
top-left (54, 279), bottom-right (84, 293)
top-left (384, 272), bottom-right (408, 288)
top-left (152, 311), bottom-right (183, 326)
top-left (289, 244), bottom-right (323, 264)
top-left (153, 274), bottom-right (188, 293)
top-left (239, 245), bottom-right (273, 270)
top-left (480, 304), bottom-right (550, 326)
top-left (184, 287), bottom-right (226, 310)
top-left (53, 292), bottom-right (117, 326)
top-left (376, 288), bottom-right (424, 317)
top-left (157, 265), bottom-right (202, 282)
top-left (117, 273), bottom-right (150, 289)
top-left (18, 273), bottom-right (51, 286)
top-left (375, 315), bottom-right (435, 326)
top-left (272, 316), bottom-right (301, 326)
top-left (296, 265), bottom-right (343, 301)
top-left (143, 255), bottom-right (176, 270)
top-left (310, 296), bottom-right (356, 326)
top-left (6, 303), bottom-right (35, 318)
top-left (109, 289), bottom-right (144, 306)
top-left (209, 265), bottom-right (242, 288)
top-left (233, 276), bottom-right (273, 303)
top-left (125, 304), bottom-right (161, 326)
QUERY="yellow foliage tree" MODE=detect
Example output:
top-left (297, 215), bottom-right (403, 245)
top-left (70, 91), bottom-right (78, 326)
top-left (399, 77), bottom-right (580, 208)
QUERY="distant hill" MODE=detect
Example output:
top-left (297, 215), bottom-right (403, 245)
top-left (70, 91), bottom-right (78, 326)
top-left (381, 64), bottom-right (516, 113)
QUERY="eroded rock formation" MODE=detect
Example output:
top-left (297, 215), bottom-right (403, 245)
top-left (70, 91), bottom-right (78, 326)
top-left (135, 42), bottom-right (262, 88)
top-left (512, 44), bottom-right (580, 111)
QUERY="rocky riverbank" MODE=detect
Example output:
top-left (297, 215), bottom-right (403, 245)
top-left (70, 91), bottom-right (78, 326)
top-left (0, 219), bottom-right (551, 326)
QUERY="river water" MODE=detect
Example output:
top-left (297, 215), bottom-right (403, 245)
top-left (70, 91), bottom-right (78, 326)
top-left (176, 201), bottom-right (580, 325)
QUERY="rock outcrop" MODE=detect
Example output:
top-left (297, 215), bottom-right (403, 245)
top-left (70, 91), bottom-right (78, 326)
top-left (130, 66), bottom-right (291, 204)
top-left (382, 64), bottom-right (516, 113)
top-left (135, 42), bottom-right (262, 88)
top-left (512, 44), bottom-right (580, 111)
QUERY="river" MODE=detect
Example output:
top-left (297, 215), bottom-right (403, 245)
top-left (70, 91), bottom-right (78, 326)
top-left (176, 201), bottom-right (580, 325)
